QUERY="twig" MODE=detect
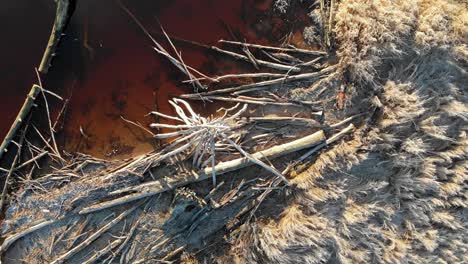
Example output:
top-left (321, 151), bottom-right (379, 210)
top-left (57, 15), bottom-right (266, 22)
top-left (219, 39), bottom-right (326, 56)
top-left (298, 124), bottom-right (355, 163)
top-left (181, 65), bottom-right (338, 98)
top-left (118, 1), bottom-right (209, 91)
top-left (221, 133), bottom-right (288, 184)
top-left (53, 98), bottom-right (70, 131)
top-left (13, 151), bottom-right (49, 170)
top-left (32, 125), bottom-right (64, 162)
top-left (242, 46), bottom-right (260, 70)
top-left (0, 217), bottom-right (67, 253)
top-left (183, 95), bottom-right (302, 106)
top-left (329, 113), bottom-right (365, 129)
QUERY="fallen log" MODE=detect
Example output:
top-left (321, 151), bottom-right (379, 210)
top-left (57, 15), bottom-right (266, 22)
top-left (79, 130), bottom-right (326, 214)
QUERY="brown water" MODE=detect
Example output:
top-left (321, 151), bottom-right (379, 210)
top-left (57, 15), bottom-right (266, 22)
top-left (0, 0), bottom-right (311, 159)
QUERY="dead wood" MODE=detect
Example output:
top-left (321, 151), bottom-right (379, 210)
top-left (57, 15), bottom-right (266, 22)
top-left (39, 0), bottom-right (75, 73)
top-left (249, 116), bottom-right (322, 127)
top-left (79, 130), bottom-right (325, 214)
top-left (210, 46), bottom-right (301, 72)
top-left (183, 95), bottom-right (305, 106)
top-left (118, 1), bottom-right (209, 91)
top-left (219, 39), bottom-right (327, 56)
top-left (183, 72), bottom-right (286, 83)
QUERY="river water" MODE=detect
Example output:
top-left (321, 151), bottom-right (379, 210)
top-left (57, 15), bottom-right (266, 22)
top-left (0, 0), bottom-right (311, 159)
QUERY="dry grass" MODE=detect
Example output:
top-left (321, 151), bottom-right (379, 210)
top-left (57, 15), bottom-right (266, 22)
top-left (230, 1), bottom-right (468, 263)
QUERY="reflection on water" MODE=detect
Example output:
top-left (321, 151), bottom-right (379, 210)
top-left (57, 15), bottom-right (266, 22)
top-left (0, 0), bottom-right (311, 159)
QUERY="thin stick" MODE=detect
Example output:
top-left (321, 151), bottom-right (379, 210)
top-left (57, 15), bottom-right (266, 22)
top-left (242, 46), bottom-right (260, 70)
top-left (120, 116), bottom-right (155, 136)
top-left (53, 98), bottom-right (69, 131)
top-left (221, 134), bottom-right (289, 184)
top-left (182, 72), bottom-right (285, 83)
top-left (181, 65), bottom-right (338, 98)
top-left (211, 46), bottom-right (300, 72)
top-left (159, 25), bottom-right (206, 91)
top-left (219, 39), bottom-right (326, 56)
top-left (106, 219), bottom-right (140, 264)
top-left (118, 1), bottom-right (210, 87)
top-left (82, 237), bottom-right (124, 264)
top-left (183, 95), bottom-right (301, 106)
top-left (51, 201), bottom-right (144, 264)
top-left (13, 151), bottom-right (49, 170)
top-left (329, 113), bottom-right (365, 128)
top-left (250, 116), bottom-right (322, 127)
top-left (36, 72), bottom-right (62, 161)
top-left (39, 0), bottom-right (75, 73)
top-left (32, 125), bottom-right (63, 161)
top-left (0, 117), bottom-right (29, 213)
top-left (298, 124), bottom-right (355, 163)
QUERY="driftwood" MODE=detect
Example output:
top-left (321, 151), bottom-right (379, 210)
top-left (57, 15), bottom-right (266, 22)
top-left (249, 116), bottom-right (322, 127)
top-left (181, 65), bottom-right (337, 99)
top-left (210, 46), bottom-right (300, 72)
top-left (219, 40), bottom-right (327, 56)
top-left (183, 95), bottom-right (305, 107)
top-left (82, 237), bottom-right (124, 264)
top-left (39, 0), bottom-right (75, 73)
top-left (79, 130), bottom-right (325, 214)
top-left (183, 72), bottom-right (286, 84)
top-left (0, 217), bottom-right (68, 253)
